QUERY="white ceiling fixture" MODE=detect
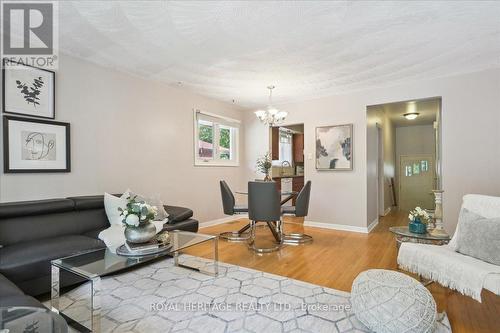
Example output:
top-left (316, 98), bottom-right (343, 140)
top-left (403, 112), bottom-right (420, 120)
top-left (255, 86), bottom-right (288, 126)
top-left (56, 1), bottom-right (500, 107)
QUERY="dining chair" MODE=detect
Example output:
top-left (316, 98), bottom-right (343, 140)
top-left (248, 181), bottom-right (283, 253)
top-left (281, 181), bottom-right (313, 244)
top-left (219, 180), bottom-right (250, 241)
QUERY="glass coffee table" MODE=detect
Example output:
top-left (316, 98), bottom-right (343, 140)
top-left (51, 230), bottom-right (218, 333)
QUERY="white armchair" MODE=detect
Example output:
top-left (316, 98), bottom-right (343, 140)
top-left (397, 194), bottom-right (500, 302)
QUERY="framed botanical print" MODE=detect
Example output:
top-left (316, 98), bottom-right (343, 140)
top-left (3, 116), bottom-right (70, 173)
top-left (2, 58), bottom-right (55, 119)
top-left (316, 124), bottom-right (353, 171)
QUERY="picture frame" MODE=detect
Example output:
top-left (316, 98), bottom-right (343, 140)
top-left (316, 124), bottom-right (353, 171)
top-left (2, 58), bottom-right (56, 119)
top-left (3, 116), bottom-right (70, 173)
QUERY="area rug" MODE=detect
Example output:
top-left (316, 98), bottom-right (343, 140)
top-left (46, 255), bottom-right (452, 333)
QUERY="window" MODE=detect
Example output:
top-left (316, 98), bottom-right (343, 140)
top-left (194, 110), bottom-right (239, 166)
top-left (272, 129), bottom-right (293, 166)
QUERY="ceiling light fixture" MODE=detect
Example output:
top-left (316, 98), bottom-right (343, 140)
top-left (403, 112), bottom-right (420, 120)
top-left (254, 86), bottom-right (287, 126)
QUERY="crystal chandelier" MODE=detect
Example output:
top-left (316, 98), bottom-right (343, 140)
top-left (254, 86), bottom-right (288, 126)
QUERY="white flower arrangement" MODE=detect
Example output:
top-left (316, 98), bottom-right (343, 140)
top-left (118, 196), bottom-right (158, 228)
top-left (408, 206), bottom-right (431, 223)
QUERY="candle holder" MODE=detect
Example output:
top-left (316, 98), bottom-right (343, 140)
top-left (430, 190), bottom-right (449, 237)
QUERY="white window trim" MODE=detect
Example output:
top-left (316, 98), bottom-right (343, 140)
top-left (193, 109), bottom-right (240, 167)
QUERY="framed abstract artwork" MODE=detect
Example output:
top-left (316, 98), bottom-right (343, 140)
top-left (2, 58), bottom-right (55, 119)
top-left (316, 124), bottom-right (353, 171)
top-left (3, 116), bottom-right (70, 173)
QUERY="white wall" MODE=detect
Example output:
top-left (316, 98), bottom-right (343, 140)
top-left (366, 106), bottom-right (397, 226)
top-left (395, 125), bottom-right (435, 157)
top-left (0, 54), bottom-right (247, 223)
top-left (244, 68), bottom-right (500, 234)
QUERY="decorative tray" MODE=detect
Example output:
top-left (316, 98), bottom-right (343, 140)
top-left (116, 243), bottom-right (173, 257)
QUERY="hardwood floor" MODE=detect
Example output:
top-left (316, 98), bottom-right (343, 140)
top-left (185, 211), bottom-right (500, 333)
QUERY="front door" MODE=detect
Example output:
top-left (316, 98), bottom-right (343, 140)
top-left (399, 154), bottom-right (435, 212)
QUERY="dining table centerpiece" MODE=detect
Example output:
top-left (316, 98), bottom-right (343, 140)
top-left (408, 206), bottom-right (431, 234)
top-left (119, 196), bottom-right (158, 243)
top-left (256, 152), bottom-right (273, 181)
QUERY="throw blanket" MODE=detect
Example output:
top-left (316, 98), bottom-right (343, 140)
top-left (98, 220), bottom-right (166, 253)
top-left (398, 242), bottom-right (500, 302)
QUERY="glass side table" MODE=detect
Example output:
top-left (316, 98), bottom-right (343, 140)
top-left (1, 306), bottom-right (68, 333)
top-left (389, 226), bottom-right (451, 249)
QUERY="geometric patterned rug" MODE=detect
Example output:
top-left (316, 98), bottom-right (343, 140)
top-left (44, 255), bottom-right (452, 333)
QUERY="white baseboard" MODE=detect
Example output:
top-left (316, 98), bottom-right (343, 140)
top-left (367, 218), bottom-right (379, 233)
top-left (200, 214), bottom-right (248, 228)
top-left (304, 220), bottom-right (370, 234)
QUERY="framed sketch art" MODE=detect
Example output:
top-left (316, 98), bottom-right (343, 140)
top-left (316, 124), bottom-right (353, 171)
top-left (3, 116), bottom-right (70, 173)
top-left (2, 58), bottom-right (55, 119)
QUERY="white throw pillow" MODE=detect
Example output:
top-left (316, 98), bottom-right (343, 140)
top-left (104, 192), bottom-right (128, 226)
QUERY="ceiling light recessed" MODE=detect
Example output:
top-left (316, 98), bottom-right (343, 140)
top-left (403, 112), bottom-right (420, 120)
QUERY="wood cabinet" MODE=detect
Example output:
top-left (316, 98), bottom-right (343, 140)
top-left (293, 133), bottom-right (304, 163)
top-left (271, 127), bottom-right (279, 160)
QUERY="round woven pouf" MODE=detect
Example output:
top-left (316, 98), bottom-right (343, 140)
top-left (350, 269), bottom-right (436, 333)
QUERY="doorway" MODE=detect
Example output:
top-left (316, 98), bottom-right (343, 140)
top-left (269, 123), bottom-right (305, 208)
top-left (366, 97), bottom-right (442, 227)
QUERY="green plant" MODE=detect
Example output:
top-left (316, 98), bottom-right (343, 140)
top-left (256, 152), bottom-right (272, 175)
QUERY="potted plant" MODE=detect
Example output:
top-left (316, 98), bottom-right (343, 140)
top-left (119, 196), bottom-right (158, 243)
top-left (256, 152), bottom-right (273, 181)
top-left (408, 207), bottom-right (431, 234)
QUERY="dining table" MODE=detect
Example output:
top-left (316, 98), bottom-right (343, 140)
top-left (234, 190), bottom-right (298, 242)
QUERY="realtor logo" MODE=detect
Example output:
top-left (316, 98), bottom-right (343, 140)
top-left (1, 1), bottom-right (58, 68)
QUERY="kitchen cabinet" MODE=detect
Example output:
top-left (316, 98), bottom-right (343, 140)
top-left (271, 127), bottom-right (279, 160)
top-left (293, 133), bottom-right (304, 163)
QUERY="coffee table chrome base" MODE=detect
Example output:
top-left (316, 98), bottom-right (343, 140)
top-left (282, 233), bottom-right (313, 244)
top-left (173, 237), bottom-right (219, 276)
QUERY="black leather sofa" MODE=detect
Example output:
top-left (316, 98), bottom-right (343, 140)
top-left (0, 195), bottom-right (198, 307)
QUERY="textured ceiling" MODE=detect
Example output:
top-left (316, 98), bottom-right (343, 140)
top-left (58, 1), bottom-right (500, 108)
top-left (376, 98), bottom-right (439, 127)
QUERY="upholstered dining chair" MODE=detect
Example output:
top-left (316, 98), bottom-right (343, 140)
top-left (219, 180), bottom-right (249, 241)
top-left (281, 181), bottom-right (313, 244)
top-left (248, 181), bottom-right (283, 253)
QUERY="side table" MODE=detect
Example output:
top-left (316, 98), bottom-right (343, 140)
top-left (389, 226), bottom-right (450, 249)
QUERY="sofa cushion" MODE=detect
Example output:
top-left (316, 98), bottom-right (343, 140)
top-left (0, 273), bottom-right (24, 297)
top-left (0, 209), bottom-right (109, 246)
top-left (162, 218), bottom-right (198, 233)
top-left (0, 199), bottom-right (74, 219)
top-left (456, 215), bottom-right (500, 265)
top-left (165, 205), bottom-right (193, 223)
top-left (0, 235), bottom-right (105, 283)
top-left (104, 192), bottom-right (128, 226)
top-left (69, 195), bottom-right (105, 210)
top-left (0, 295), bottom-right (44, 308)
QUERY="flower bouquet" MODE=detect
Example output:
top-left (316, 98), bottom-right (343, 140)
top-left (119, 196), bottom-right (158, 243)
top-left (408, 207), bottom-right (431, 234)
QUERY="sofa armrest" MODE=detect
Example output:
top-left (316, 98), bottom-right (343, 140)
top-left (164, 205), bottom-right (194, 223)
